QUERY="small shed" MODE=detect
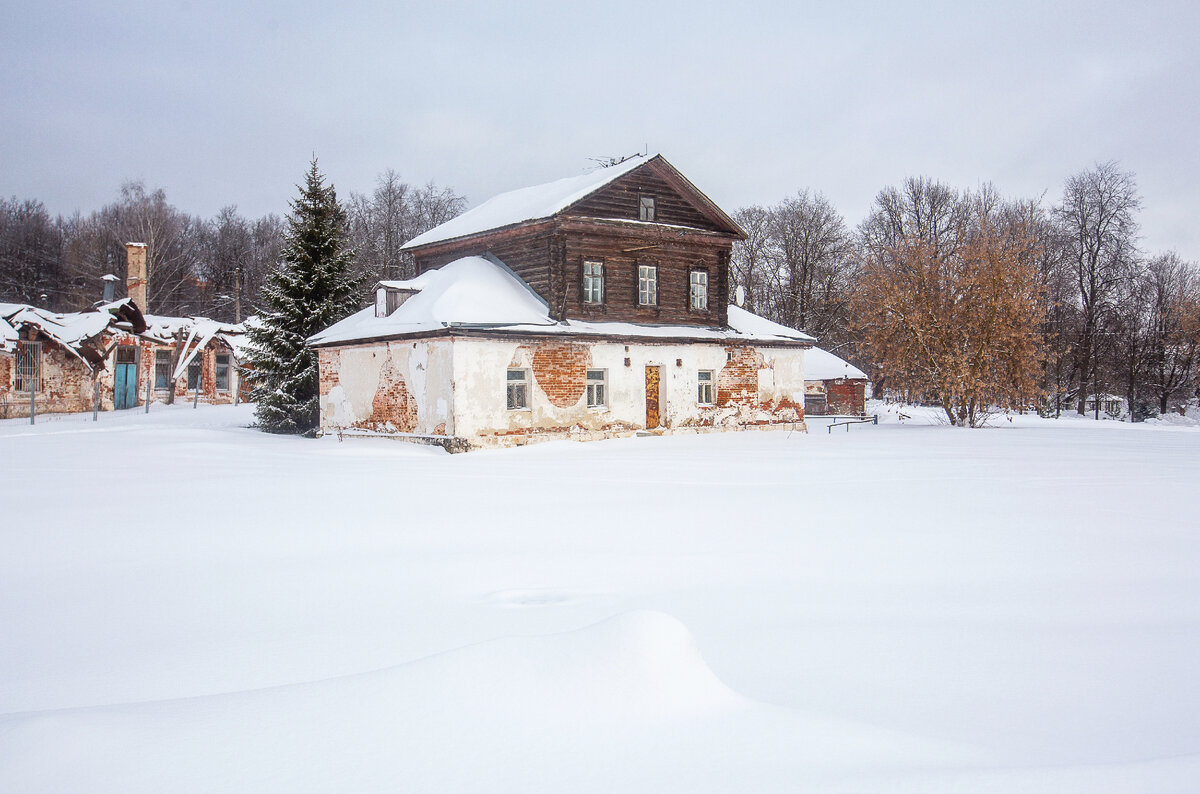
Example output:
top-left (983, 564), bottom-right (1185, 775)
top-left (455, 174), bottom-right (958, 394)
top-left (803, 347), bottom-right (868, 416)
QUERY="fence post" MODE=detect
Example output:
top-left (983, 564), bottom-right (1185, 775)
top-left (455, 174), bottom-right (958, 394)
top-left (29, 379), bottom-right (35, 425)
top-left (193, 380), bottom-right (200, 408)
top-left (93, 379), bottom-right (100, 421)
top-left (145, 372), bottom-right (152, 413)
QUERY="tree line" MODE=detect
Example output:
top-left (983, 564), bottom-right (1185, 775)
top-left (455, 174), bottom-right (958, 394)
top-left (730, 163), bottom-right (1200, 424)
top-left (0, 173), bottom-right (465, 322)
top-left (4, 159), bottom-right (1196, 424)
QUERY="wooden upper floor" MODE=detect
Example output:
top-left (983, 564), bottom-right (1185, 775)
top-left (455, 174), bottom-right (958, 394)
top-left (401, 155), bottom-right (745, 327)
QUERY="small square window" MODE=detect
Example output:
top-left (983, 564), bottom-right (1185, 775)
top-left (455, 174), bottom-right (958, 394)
top-left (586, 368), bottom-right (607, 408)
top-left (689, 270), bottom-right (709, 311)
top-left (697, 370), bottom-right (715, 405)
top-left (507, 368), bottom-right (529, 410)
top-left (638, 265), bottom-right (657, 306)
top-left (639, 195), bottom-right (655, 222)
top-left (583, 260), bottom-right (604, 304)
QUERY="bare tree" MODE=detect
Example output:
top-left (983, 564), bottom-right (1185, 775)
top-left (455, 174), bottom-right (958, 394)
top-left (0, 198), bottom-right (63, 306)
top-left (1055, 162), bottom-right (1141, 413)
top-left (345, 172), bottom-right (466, 292)
top-left (729, 205), bottom-right (771, 315)
top-left (766, 191), bottom-right (855, 349)
top-left (1141, 252), bottom-right (1200, 414)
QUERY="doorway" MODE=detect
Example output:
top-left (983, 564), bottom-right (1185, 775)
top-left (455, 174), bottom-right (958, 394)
top-left (114, 346), bottom-right (138, 409)
top-left (645, 365), bottom-right (662, 429)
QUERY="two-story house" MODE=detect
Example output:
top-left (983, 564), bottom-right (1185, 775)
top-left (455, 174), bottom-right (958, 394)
top-left (310, 154), bottom-right (813, 450)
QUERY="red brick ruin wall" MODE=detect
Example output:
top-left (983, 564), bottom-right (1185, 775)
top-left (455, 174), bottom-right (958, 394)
top-left (825, 379), bottom-right (866, 415)
top-left (531, 342), bottom-right (588, 408)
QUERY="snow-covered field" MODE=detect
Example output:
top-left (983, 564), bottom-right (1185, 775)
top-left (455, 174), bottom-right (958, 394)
top-left (2, 403), bottom-right (1198, 792)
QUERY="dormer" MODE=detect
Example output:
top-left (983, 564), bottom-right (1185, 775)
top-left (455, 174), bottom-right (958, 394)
top-left (375, 280), bottom-right (422, 318)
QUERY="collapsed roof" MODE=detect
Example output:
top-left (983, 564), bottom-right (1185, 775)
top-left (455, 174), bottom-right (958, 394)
top-left (310, 255), bottom-right (815, 348)
top-left (0, 300), bottom-right (249, 371)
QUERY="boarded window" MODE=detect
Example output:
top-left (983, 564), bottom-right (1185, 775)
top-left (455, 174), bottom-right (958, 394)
top-left (583, 260), bottom-right (604, 304)
top-left (187, 357), bottom-right (202, 391)
top-left (14, 341), bottom-right (42, 393)
top-left (697, 370), bottom-right (714, 405)
top-left (215, 354), bottom-right (231, 391)
top-left (586, 369), bottom-right (607, 408)
top-left (154, 350), bottom-right (173, 390)
top-left (506, 368), bottom-right (529, 410)
top-left (689, 270), bottom-right (709, 310)
top-left (639, 195), bottom-right (655, 222)
top-left (638, 265), bottom-right (657, 306)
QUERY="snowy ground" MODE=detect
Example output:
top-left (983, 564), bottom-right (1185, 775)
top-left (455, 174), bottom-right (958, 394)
top-left (1, 403), bottom-right (1198, 792)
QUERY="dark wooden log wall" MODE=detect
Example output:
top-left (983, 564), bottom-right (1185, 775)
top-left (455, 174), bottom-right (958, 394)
top-left (560, 220), bottom-right (732, 327)
top-left (567, 167), bottom-right (726, 233)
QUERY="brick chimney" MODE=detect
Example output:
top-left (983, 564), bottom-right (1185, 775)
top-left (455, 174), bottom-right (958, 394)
top-left (125, 242), bottom-right (148, 312)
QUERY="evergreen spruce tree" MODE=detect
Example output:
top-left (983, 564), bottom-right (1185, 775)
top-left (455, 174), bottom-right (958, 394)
top-left (245, 159), bottom-right (362, 436)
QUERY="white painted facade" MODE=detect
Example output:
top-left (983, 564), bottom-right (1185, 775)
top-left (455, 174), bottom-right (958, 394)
top-left (318, 335), bottom-right (808, 450)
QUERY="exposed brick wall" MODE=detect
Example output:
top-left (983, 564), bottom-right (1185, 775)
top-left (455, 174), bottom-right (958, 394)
top-left (531, 341), bottom-right (588, 408)
top-left (716, 345), bottom-right (766, 406)
top-left (318, 348), bottom-right (340, 399)
top-left (825, 378), bottom-right (866, 415)
top-left (365, 352), bottom-right (418, 432)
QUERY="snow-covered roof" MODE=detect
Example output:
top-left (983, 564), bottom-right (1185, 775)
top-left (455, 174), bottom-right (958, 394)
top-left (726, 306), bottom-right (816, 343)
top-left (401, 155), bottom-right (656, 250)
top-left (804, 346), bottom-right (868, 381)
top-left (310, 256), bottom-right (815, 348)
top-left (313, 256), bottom-right (556, 346)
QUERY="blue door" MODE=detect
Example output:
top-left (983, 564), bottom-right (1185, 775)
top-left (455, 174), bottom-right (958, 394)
top-left (114, 347), bottom-right (138, 409)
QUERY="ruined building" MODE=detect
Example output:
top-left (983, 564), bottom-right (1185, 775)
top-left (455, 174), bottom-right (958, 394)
top-left (1, 243), bottom-right (248, 418)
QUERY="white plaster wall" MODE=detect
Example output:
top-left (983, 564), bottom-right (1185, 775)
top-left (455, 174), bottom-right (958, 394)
top-left (319, 338), bottom-right (455, 436)
top-left (450, 337), bottom-right (808, 439)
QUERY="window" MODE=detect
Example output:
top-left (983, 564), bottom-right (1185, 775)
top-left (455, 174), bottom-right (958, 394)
top-left (215, 354), bottom-right (231, 391)
top-left (638, 265), bottom-right (657, 306)
top-left (689, 270), bottom-right (709, 311)
top-left (154, 350), bottom-right (172, 390)
top-left (14, 341), bottom-right (42, 393)
top-left (586, 369), bottom-right (607, 408)
top-left (639, 195), bottom-right (655, 222)
top-left (187, 357), bottom-right (202, 391)
top-left (506, 368), bottom-right (529, 410)
top-left (697, 370), bottom-right (715, 405)
top-left (583, 260), bottom-right (604, 304)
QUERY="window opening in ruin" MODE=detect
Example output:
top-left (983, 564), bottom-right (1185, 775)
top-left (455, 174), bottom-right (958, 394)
top-left (187, 357), bottom-right (202, 391)
top-left (583, 261), bottom-right (604, 304)
top-left (154, 350), bottom-right (173, 390)
top-left (638, 265), bottom-right (657, 306)
top-left (506, 368), bottom-right (529, 410)
top-left (215, 354), bottom-right (231, 391)
top-left (14, 341), bottom-right (42, 393)
top-left (690, 270), bottom-right (709, 310)
top-left (586, 369), bottom-right (607, 408)
top-left (697, 370), bottom-right (715, 405)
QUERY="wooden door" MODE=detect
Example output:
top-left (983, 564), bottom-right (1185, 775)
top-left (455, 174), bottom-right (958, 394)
top-left (645, 365), bottom-right (661, 429)
top-left (114, 346), bottom-right (137, 409)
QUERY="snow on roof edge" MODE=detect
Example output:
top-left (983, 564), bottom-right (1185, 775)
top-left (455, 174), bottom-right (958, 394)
top-left (401, 155), bottom-right (656, 251)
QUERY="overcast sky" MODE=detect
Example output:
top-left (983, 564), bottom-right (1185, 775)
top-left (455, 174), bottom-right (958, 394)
top-left (3, 1), bottom-right (1197, 259)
